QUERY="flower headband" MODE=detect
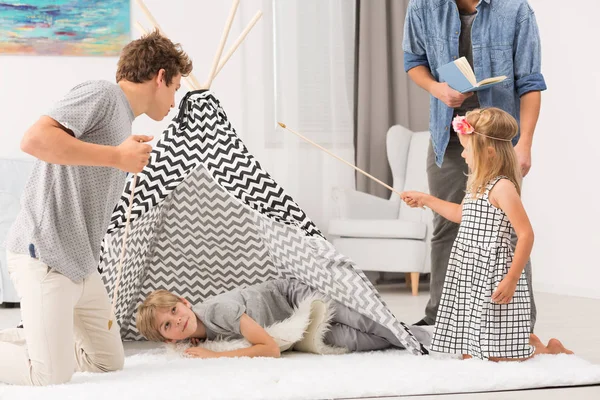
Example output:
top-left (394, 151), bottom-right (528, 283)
top-left (452, 115), bottom-right (512, 142)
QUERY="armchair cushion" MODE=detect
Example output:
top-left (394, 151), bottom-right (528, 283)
top-left (328, 126), bottom-right (432, 276)
top-left (331, 187), bottom-right (399, 220)
top-left (328, 219), bottom-right (426, 240)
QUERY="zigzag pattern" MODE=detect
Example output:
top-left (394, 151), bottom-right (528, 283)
top-left (308, 238), bottom-right (426, 354)
top-left (100, 205), bottom-right (164, 334)
top-left (99, 91), bottom-right (425, 353)
top-left (256, 217), bottom-right (425, 355)
top-left (116, 167), bottom-right (279, 340)
top-left (105, 91), bottom-right (321, 239)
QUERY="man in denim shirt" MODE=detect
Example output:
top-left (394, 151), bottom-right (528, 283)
top-left (403, 0), bottom-right (546, 328)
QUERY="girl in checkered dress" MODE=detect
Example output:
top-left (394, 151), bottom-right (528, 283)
top-left (401, 108), bottom-right (573, 361)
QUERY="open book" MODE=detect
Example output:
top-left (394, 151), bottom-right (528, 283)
top-left (437, 57), bottom-right (507, 93)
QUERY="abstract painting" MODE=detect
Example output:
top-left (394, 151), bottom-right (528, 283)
top-left (0, 1), bottom-right (130, 56)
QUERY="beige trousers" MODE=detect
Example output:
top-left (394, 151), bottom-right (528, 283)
top-left (0, 251), bottom-right (124, 386)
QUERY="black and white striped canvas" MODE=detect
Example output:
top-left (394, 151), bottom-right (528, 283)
top-left (99, 90), bottom-right (426, 355)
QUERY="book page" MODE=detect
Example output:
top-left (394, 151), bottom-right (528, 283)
top-left (455, 57), bottom-right (476, 86)
top-left (477, 76), bottom-right (507, 86)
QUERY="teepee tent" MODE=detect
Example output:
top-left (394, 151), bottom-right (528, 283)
top-left (99, 0), bottom-right (426, 356)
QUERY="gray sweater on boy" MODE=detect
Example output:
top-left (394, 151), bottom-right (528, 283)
top-left (192, 279), bottom-right (299, 340)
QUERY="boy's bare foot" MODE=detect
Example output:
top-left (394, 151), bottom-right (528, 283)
top-left (462, 354), bottom-right (473, 360)
top-left (547, 338), bottom-right (574, 355)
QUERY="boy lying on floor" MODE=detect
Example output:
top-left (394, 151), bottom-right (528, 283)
top-left (136, 278), bottom-right (432, 358)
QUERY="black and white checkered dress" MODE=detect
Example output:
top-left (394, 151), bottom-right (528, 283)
top-left (430, 176), bottom-right (534, 359)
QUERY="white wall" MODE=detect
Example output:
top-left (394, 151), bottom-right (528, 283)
top-left (0, 0), bottom-right (247, 159)
top-left (6, 0), bottom-right (591, 299)
top-left (0, 0), bottom-right (355, 234)
top-left (524, 0), bottom-right (600, 299)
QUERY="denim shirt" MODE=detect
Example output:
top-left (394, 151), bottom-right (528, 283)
top-left (403, 0), bottom-right (547, 166)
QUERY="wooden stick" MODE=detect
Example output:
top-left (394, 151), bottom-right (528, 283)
top-left (134, 21), bottom-right (196, 92)
top-left (134, 0), bottom-right (202, 90)
top-left (205, 0), bottom-right (240, 89)
top-left (278, 122), bottom-right (404, 198)
top-left (210, 11), bottom-right (263, 82)
top-left (134, 0), bottom-right (165, 34)
top-left (108, 174), bottom-right (138, 330)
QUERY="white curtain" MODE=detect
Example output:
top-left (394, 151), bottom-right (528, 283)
top-left (237, 0), bottom-right (357, 234)
top-left (130, 0), bottom-right (356, 235)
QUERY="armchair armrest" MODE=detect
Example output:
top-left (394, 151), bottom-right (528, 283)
top-left (331, 187), bottom-right (399, 220)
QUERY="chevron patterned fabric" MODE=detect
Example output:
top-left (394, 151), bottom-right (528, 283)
top-left (99, 90), bottom-right (426, 355)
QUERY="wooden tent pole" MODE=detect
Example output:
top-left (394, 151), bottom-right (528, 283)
top-left (205, 0), bottom-right (240, 89)
top-left (108, 174), bottom-right (139, 330)
top-left (210, 11), bottom-right (263, 82)
top-left (278, 122), bottom-right (406, 199)
top-left (134, 0), bottom-right (202, 90)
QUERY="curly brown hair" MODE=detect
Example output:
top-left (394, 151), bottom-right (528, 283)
top-left (116, 29), bottom-right (193, 86)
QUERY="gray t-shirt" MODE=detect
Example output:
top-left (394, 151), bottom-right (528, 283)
top-left (6, 80), bottom-right (134, 282)
top-left (192, 279), bottom-right (297, 340)
top-left (454, 11), bottom-right (480, 118)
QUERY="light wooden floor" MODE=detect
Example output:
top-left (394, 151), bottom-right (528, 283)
top-left (1, 282), bottom-right (599, 398)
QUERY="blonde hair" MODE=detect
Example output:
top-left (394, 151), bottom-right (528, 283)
top-left (136, 290), bottom-right (182, 342)
top-left (463, 107), bottom-right (522, 197)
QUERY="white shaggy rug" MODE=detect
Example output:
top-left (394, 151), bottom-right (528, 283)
top-left (1, 349), bottom-right (599, 400)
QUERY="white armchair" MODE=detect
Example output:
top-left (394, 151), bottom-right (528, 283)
top-left (329, 126), bottom-right (433, 295)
